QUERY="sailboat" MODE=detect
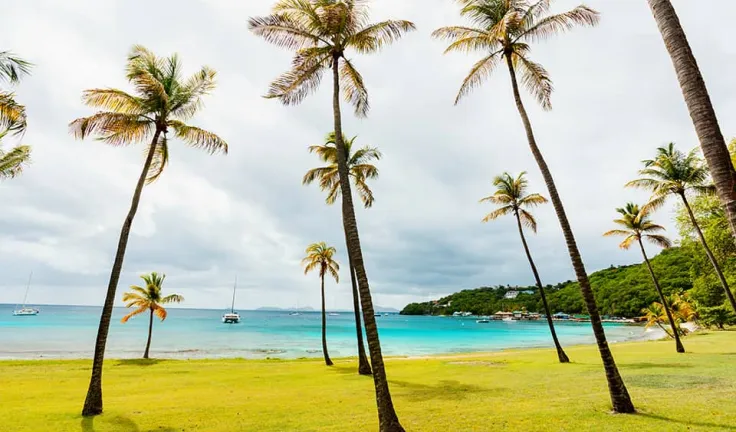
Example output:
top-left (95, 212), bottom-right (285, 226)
top-left (13, 272), bottom-right (39, 316)
top-left (289, 300), bottom-right (301, 316)
top-left (221, 277), bottom-right (240, 324)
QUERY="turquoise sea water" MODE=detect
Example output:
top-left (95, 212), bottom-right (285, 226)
top-left (0, 304), bottom-right (647, 360)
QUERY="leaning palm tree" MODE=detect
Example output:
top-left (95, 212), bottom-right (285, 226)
top-left (646, 0), bottom-right (736, 241)
top-left (603, 203), bottom-right (684, 353)
top-left (481, 171), bottom-right (569, 363)
top-left (0, 51), bottom-right (32, 179)
top-left (121, 272), bottom-right (184, 359)
top-left (433, 0), bottom-right (634, 412)
top-left (70, 45), bottom-right (228, 417)
top-left (302, 242), bottom-right (340, 366)
top-left (250, 2), bottom-right (414, 429)
top-left (627, 143), bottom-right (736, 315)
top-left (304, 131), bottom-right (380, 375)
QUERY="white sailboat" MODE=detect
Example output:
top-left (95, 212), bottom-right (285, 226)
top-left (222, 277), bottom-right (240, 324)
top-left (13, 272), bottom-right (39, 316)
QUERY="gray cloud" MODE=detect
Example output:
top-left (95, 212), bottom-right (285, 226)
top-left (1, 0), bottom-right (734, 310)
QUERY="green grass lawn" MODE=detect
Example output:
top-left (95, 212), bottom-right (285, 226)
top-left (2, 331), bottom-right (735, 431)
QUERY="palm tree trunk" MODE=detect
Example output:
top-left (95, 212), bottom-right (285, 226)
top-left (81, 129), bottom-right (161, 417)
top-left (331, 53), bottom-right (403, 432)
top-left (143, 309), bottom-right (154, 359)
top-left (504, 55), bottom-right (635, 413)
top-left (638, 238), bottom-right (685, 353)
top-left (321, 272), bottom-right (333, 366)
top-left (514, 212), bottom-right (569, 363)
top-left (350, 261), bottom-right (372, 375)
top-left (647, 0), bottom-right (736, 239)
top-left (680, 193), bottom-right (736, 313)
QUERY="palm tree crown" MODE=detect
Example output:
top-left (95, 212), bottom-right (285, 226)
top-left (302, 242), bottom-right (340, 282)
top-left (627, 142), bottom-right (712, 208)
top-left (0, 51), bottom-right (31, 135)
top-left (121, 272), bottom-right (184, 323)
top-left (480, 171), bottom-right (547, 231)
top-left (303, 132), bottom-right (381, 207)
top-left (603, 203), bottom-right (672, 250)
top-left (69, 45), bottom-right (228, 183)
top-left (432, 0), bottom-right (599, 107)
top-left (248, 0), bottom-right (415, 116)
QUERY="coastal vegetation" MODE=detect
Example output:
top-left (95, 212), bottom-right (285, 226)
top-left (480, 171), bottom-right (569, 363)
top-left (69, 45), bottom-right (228, 416)
top-left (603, 203), bottom-right (684, 353)
top-left (303, 132), bottom-right (382, 375)
top-left (0, 51), bottom-right (32, 180)
top-left (302, 242), bottom-right (341, 366)
top-left (249, 1), bottom-right (415, 429)
top-left (120, 272), bottom-right (184, 359)
top-left (2, 332), bottom-right (736, 432)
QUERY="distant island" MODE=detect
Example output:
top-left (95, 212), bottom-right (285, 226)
top-left (401, 247), bottom-right (693, 318)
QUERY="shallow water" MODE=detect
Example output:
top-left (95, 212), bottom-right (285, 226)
top-left (0, 304), bottom-right (646, 360)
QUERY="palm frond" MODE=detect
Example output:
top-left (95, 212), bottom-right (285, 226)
top-left (348, 20), bottom-right (416, 54)
top-left (339, 57), bottom-right (369, 117)
top-left (169, 120), bottom-right (228, 155)
top-left (145, 134), bottom-right (168, 184)
top-left (603, 229), bottom-right (632, 238)
top-left (121, 305), bottom-right (148, 323)
top-left (0, 144), bottom-right (31, 180)
top-left (518, 5), bottom-right (600, 43)
top-left (68, 113), bottom-right (153, 145)
top-left (0, 91), bottom-right (27, 135)
top-left (170, 66), bottom-right (218, 120)
top-left (513, 52), bottom-right (553, 110)
top-left (80, 89), bottom-right (147, 115)
top-left (482, 205), bottom-right (514, 222)
top-left (519, 209), bottom-right (538, 233)
top-left (248, 14), bottom-right (322, 50)
top-left (303, 166), bottom-right (336, 185)
top-left (266, 48), bottom-right (331, 106)
top-left (453, 50), bottom-right (503, 105)
top-left (645, 234), bottom-right (672, 249)
top-left (354, 177), bottom-right (375, 208)
top-left (152, 304), bottom-right (168, 321)
top-left (0, 51), bottom-right (32, 84)
top-left (518, 193), bottom-right (547, 207)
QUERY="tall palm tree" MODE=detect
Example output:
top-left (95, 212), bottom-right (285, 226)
top-left (70, 45), bottom-right (228, 417)
top-left (304, 131), bottom-right (381, 375)
top-left (250, 2), bottom-right (414, 429)
top-left (302, 242), bottom-right (340, 366)
top-left (646, 0), bottom-right (736, 241)
top-left (121, 272), bottom-right (184, 359)
top-left (0, 51), bottom-right (32, 179)
top-left (480, 171), bottom-right (569, 363)
top-left (433, 0), bottom-right (635, 413)
top-left (603, 203), bottom-right (684, 353)
top-left (627, 143), bottom-right (736, 315)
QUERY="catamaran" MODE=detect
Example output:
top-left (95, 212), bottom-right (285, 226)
top-left (13, 272), bottom-right (39, 316)
top-left (222, 277), bottom-right (240, 324)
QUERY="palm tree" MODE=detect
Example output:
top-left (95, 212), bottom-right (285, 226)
top-left (481, 172), bottom-right (569, 363)
top-left (302, 242), bottom-right (340, 366)
top-left (627, 143), bottom-right (736, 315)
top-left (603, 203), bottom-right (684, 353)
top-left (0, 51), bottom-right (32, 179)
top-left (121, 272), bottom-right (184, 359)
top-left (646, 0), bottom-right (736, 242)
top-left (433, 0), bottom-right (634, 413)
top-left (250, 2), bottom-right (414, 429)
top-left (70, 45), bottom-right (228, 417)
top-left (304, 131), bottom-right (380, 375)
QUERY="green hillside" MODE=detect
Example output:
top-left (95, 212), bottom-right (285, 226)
top-left (401, 247), bottom-right (694, 318)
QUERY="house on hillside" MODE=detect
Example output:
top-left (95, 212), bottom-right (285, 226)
top-left (503, 290), bottom-right (519, 299)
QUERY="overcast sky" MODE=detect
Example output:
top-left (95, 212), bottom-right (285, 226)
top-left (1, 0), bottom-right (734, 311)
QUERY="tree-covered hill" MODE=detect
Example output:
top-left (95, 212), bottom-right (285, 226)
top-left (401, 247), bottom-right (694, 318)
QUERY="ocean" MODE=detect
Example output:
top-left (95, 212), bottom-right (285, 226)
top-left (0, 304), bottom-right (647, 360)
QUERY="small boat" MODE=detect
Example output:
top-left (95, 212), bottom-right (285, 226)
top-left (222, 277), bottom-right (240, 324)
top-left (374, 313), bottom-right (381, 317)
top-left (382, 313), bottom-right (389, 317)
top-left (328, 312), bottom-right (340, 316)
top-left (476, 318), bottom-right (490, 324)
top-left (13, 273), bottom-right (39, 316)
top-left (289, 311), bottom-right (301, 316)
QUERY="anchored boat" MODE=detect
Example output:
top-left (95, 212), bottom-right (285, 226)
top-left (13, 273), bottom-right (39, 316)
top-left (222, 277), bottom-right (240, 324)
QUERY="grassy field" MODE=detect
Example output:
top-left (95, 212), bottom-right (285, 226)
top-left (2, 332), bottom-right (735, 431)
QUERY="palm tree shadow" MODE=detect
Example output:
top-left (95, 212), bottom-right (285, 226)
top-left (637, 413), bottom-right (736, 431)
top-left (115, 359), bottom-right (163, 367)
top-left (391, 379), bottom-right (499, 402)
top-left (81, 415), bottom-right (179, 432)
top-left (624, 362), bottom-right (693, 370)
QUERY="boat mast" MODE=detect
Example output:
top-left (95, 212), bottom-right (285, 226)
top-left (230, 276), bottom-right (237, 313)
top-left (21, 272), bottom-right (33, 308)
